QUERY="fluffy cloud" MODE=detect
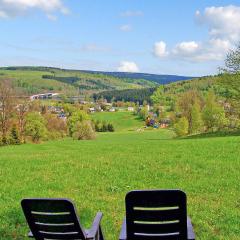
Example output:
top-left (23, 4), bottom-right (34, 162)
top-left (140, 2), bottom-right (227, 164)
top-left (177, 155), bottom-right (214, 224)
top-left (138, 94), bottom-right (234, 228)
top-left (196, 5), bottom-right (240, 43)
top-left (153, 41), bottom-right (168, 57)
top-left (173, 41), bottom-right (199, 55)
top-left (120, 24), bottom-right (132, 32)
top-left (154, 5), bottom-right (240, 62)
top-left (121, 10), bottom-right (143, 17)
top-left (0, 0), bottom-right (69, 19)
top-left (118, 61), bottom-right (139, 72)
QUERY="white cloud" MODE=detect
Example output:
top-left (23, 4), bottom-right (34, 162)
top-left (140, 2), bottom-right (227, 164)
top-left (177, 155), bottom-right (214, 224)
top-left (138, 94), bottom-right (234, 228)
top-left (0, 0), bottom-right (69, 19)
top-left (118, 61), bottom-right (139, 72)
top-left (153, 41), bottom-right (168, 58)
top-left (196, 5), bottom-right (240, 43)
top-left (154, 5), bottom-right (240, 63)
top-left (121, 10), bottom-right (143, 17)
top-left (173, 41), bottom-right (199, 55)
top-left (120, 24), bottom-right (132, 32)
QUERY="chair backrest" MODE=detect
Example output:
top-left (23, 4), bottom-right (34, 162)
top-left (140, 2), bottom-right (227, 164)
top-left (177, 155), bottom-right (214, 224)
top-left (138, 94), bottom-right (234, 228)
top-left (21, 198), bottom-right (86, 240)
top-left (125, 190), bottom-right (187, 240)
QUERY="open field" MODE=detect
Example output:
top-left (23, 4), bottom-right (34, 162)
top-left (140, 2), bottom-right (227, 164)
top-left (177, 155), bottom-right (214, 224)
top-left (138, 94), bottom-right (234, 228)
top-left (92, 111), bottom-right (144, 131)
top-left (0, 112), bottom-right (239, 240)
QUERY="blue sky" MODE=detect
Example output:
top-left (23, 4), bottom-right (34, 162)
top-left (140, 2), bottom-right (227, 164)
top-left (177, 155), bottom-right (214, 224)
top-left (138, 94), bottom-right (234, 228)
top-left (1, 0), bottom-right (240, 76)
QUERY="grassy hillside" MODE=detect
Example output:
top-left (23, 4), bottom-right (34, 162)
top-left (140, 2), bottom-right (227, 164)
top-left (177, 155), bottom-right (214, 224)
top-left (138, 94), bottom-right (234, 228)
top-left (163, 73), bottom-right (239, 99)
top-left (81, 70), bottom-right (195, 84)
top-left (0, 67), bottom-right (158, 95)
top-left (93, 73), bottom-right (239, 104)
top-left (0, 112), bottom-right (239, 240)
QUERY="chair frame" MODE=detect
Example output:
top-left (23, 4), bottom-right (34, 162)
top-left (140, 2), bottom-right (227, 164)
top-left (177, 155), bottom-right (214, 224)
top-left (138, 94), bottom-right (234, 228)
top-left (119, 190), bottom-right (195, 240)
top-left (21, 198), bottom-right (104, 240)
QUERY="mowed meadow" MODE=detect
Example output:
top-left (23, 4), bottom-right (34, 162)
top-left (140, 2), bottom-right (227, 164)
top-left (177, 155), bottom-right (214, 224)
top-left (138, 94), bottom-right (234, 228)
top-left (0, 112), bottom-right (239, 240)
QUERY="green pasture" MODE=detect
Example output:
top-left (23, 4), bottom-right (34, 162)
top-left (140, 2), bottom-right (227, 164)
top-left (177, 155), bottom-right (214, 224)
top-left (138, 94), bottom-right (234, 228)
top-left (0, 112), bottom-right (239, 240)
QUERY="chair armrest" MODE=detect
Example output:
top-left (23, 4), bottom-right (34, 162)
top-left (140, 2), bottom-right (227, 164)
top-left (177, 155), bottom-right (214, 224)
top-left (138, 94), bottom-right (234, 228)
top-left (187, 216), bottom-right (195, 240)
top-left (28, 231), bottom-right (34, 238)
top-left (119, 218), bottom-right (127, 240)
top-left (86, 212), bottom-right (103, 240)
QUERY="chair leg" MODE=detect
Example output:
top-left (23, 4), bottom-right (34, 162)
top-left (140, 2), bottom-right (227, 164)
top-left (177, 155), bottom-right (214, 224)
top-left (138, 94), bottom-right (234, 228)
top-left (99, 225), bottom-right (104, 240)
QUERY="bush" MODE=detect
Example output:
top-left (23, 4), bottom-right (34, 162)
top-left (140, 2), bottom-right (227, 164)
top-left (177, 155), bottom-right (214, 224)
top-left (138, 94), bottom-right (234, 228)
top-left (107, 123), bottom-right (115, 132)
top-left (68, 110), bottom-right (89, 136)
top-left (25, 112), bottom-right (48, 143)
top-left (72, 121), bottom-right (96, 140)
top-left (101, 122), bottom-right (108, 132)
top-left (44, 113), bottom-right (67, 139)
top-left (202, 92), bottom-right (228, 132)
top-left (174, 117), bottom-right (189, 137)
top-left (10, 125), bottom-right (20, 145)
top-left (94, 120), bottom-right (101, 132)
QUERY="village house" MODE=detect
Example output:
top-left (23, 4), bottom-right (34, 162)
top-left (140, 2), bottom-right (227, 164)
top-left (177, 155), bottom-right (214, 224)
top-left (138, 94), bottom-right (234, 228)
top-left (127, 106), bottom-right (135, 112)
top-left (30, 93), bottom-right (60, 101)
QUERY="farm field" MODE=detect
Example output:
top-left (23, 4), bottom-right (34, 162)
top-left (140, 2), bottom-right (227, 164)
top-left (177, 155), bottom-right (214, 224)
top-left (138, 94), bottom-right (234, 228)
top-left (0, 112), bottom-right (239, 240)
top-left (92, 111), bottom-right (144, 131)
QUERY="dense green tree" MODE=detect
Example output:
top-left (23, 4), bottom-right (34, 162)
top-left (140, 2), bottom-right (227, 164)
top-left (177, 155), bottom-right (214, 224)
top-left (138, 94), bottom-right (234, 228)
top-left (10, 125), bottom-right (20, 144)
top-left (177, 90), bottom-right (203, 132)
top-left (189, 102), bottom-right (203, 134)
top-left (151, 85), bottom-right (166, 105)
top-left (139, 106), bottom-right (148, 120)
top-left (101, 122), bottom-right (108, 132)
top-left (72, 121), bottom-right (96, 140)
top-left (25, 112), bottom-right (47, 143)
top-left (107, 123), bottom-right (115, 132)
top-left (67, 110), bottom-right (89, 136)
top-left (202, 91), bottom-right (228, 131)
top-left (174, 117), bottom-right (189, 137)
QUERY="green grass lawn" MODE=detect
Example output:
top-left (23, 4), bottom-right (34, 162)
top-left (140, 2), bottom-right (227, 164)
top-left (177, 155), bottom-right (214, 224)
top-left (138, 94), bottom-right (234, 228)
top-left (92, 111), bottom-right (144, 131)
top-left (0, 112), bottom-right (239, 240)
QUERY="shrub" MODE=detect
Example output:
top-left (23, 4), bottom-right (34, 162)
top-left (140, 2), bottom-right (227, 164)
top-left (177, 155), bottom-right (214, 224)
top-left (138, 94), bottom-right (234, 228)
top-left (25, 112), bottom-right (48, 143)
top-left (107, 123), bottom-right (115, 132)
top-left (68, 110), bottom-right (89, 136)
top-left (202, 91), bottom-right (228, 132)
top-left (94, 120), bottom-right (101, 132)
top-left (189, 102), bottom-right (203, 134)
top-left (72, 121), bottom-right (96, 140)
top-left (101, 122), bottom-right (108, 132)
top-left (44, 113), bottom-right (67, 139)
top-left (10, 125), bottom-right (20, 145)
top-left (174, 117), bottom-right (189, 137)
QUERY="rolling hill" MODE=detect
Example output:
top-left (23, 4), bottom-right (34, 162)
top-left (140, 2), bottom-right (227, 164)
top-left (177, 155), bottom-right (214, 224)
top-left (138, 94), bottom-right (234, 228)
top-left (80, 70), bottom-right (195, 84)
top-left (0, 66), bottom-right (194, 96)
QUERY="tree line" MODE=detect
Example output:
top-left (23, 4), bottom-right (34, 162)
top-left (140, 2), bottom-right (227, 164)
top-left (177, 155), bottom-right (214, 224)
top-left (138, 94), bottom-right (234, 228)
top-left (93, 88), bottom-right (156, 104)
top-left (0, 80), bottom-right (115, 146)
top-left (150, 43), bottom-right (240, 137)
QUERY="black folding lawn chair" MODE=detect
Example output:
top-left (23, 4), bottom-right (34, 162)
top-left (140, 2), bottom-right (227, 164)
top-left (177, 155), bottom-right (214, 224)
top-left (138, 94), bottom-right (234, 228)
top-left (21, 198), bottom-right (104, 240)
top-left (119, 190), bottom-right (195, 240)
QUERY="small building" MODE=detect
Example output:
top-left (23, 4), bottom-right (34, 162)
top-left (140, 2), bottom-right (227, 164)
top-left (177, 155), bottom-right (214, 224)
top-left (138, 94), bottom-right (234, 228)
top-left (128, 107), bottom-right (135, 112)
top-left (89, 107), bottom-right (95, 113)
top-left (109, 107), bottom-right (116, 112)
top-left (160, 118), bottom-right (171, 128)
top-left (30, 93), bottom-right (60, 101)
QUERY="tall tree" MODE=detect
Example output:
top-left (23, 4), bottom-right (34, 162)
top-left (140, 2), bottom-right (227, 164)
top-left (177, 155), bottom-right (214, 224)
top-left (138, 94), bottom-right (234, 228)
top-left (17, 99), bottom-right (29, 143)
top-left (202, 91), bottom-right (228, 132)
top-left (174, 117), bottom-right (189, 137)
top-left (189, 102), bottom-right (203, 134)
top-left (177, 90), bottom-right (202, 133)
top-left (151, 85), bottom-right (166, 105)
top-left (0, 79), bottom-right (14, 143)
top-left (224, 42), bottom-right (240, 73)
